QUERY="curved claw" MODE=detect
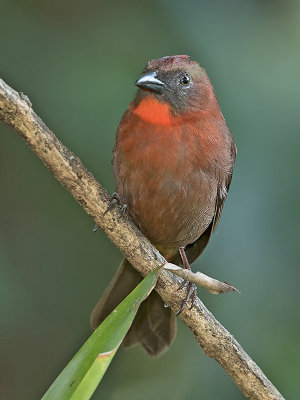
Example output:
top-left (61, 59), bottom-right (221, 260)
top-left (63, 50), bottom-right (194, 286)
top-left (104, 192), bottom-right (127, 216)
top-left (92, 223), bottom-right (99, 232)
top-left (176, 279), bottom-right (189, 292)
top-left (176, 282), bottom-right (197, 316)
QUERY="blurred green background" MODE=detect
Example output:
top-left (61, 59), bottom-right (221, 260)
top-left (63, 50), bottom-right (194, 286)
top-left (1, 0), bottom-right (299, 399)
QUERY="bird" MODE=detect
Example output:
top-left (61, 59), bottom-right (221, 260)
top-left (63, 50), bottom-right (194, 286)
top-left (90, 55), bottom-right (236, 357)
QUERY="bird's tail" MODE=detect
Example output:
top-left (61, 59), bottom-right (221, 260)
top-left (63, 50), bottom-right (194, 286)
top-left (90, 259), bottom-right (176, 357)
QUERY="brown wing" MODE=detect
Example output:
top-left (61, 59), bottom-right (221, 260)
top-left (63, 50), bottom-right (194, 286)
top-left (183, 136), bottom-right (237, 265)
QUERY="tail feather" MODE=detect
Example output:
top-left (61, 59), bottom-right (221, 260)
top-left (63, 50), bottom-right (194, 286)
top-left (90, 259), bottom-right (176, 356)
top-left (125, 290), bottom-right (176, 356)
top-left (90, 259), bottom-right (142, 329)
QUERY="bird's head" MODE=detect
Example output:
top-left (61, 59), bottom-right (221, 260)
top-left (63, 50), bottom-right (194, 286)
top-left (133, 55), bottom-right (216, 125)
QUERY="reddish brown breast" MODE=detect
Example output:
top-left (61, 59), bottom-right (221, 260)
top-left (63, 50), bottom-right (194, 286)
top-left (113, 100), bottom-right (232, 247)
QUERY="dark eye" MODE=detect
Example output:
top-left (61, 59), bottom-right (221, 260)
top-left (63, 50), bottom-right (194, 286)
top-left (180, 75), bottom-right (190, 86)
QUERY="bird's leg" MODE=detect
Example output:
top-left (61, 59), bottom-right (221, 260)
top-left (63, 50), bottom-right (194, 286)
top-left (176, 247), bottom-right (197, 315)
top-left (93, 192), bottom-right (127, 232)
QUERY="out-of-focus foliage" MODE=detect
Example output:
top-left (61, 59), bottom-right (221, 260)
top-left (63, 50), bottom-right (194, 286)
top-left (0, 1), bottom-right (299, 399)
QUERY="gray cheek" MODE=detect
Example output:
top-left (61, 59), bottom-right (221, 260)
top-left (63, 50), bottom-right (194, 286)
top-left (168, 89), bottom-right (188, 112)
top-left (161, 80), bottom-right (193, 112)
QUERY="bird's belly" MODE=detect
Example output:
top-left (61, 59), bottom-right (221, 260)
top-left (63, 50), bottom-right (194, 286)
top-left (117, 167), bottom-right (217, 247)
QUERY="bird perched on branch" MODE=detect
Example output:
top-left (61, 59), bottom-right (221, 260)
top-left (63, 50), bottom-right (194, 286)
top-left (91, 55), bottom-right (236, 356)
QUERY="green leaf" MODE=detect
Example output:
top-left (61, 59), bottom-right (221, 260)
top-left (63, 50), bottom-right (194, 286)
top-left (42, 265), bottom-right (163, 400)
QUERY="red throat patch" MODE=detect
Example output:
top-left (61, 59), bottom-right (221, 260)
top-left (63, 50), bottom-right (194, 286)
top-left (133, 96), bottom-right (172, 126)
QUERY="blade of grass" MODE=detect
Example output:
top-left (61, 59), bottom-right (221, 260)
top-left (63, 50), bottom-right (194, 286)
top-left (42, 265), bottom-right (164, 400)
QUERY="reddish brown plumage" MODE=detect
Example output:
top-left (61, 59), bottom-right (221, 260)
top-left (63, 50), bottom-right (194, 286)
top-left (91, 55), bottom-right (236, 356)
top-left (113, 85), bottom-right (234, 246)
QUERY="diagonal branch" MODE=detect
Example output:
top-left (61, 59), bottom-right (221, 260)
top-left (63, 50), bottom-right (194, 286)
top-left (0, 78), bottom-right (284, 400)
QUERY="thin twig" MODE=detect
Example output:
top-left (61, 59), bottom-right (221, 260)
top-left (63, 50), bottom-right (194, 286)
top-left (0, 78), bottom-right (284, 400)
top-left (164, 263), bottom-right (240, 294)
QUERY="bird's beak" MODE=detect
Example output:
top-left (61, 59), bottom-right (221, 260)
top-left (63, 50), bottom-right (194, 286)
top-left (135, 71), bottom-right (165, 93)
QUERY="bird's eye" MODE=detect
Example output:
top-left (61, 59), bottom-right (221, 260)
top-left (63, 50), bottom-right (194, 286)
top-left (180, 75), bottom-right (190, 86)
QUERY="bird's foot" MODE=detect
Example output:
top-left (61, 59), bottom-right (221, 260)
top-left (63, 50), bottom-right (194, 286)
top-left (175, 246), bottom-right (198, 315)
top-left (176, 281), bottom-right (197, 316)
top-left (93, 193), bottom-right (127, 232)
top-left (176, 279), bottom-right (189, 291)
top-left (104, 192), bottom-right (127, 216)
